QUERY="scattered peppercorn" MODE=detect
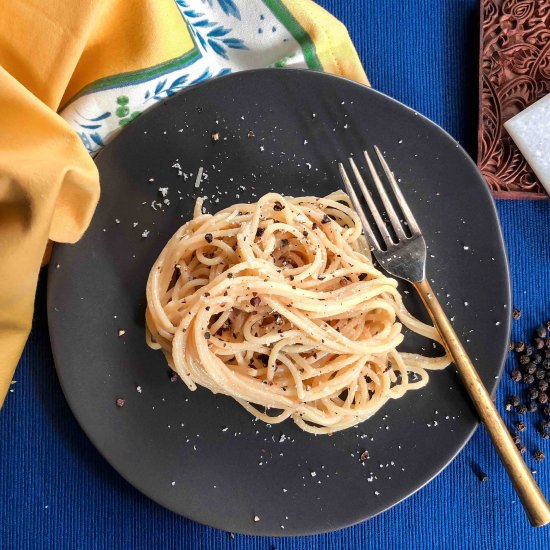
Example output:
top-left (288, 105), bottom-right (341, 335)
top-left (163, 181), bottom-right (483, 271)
top-left (204, 233), bottom-right (213, 243)
top-left (478, 471), bottom-right (488, 483)
top-left (528, 401), bottom-right (538, 413)
top-left (516, 421), bottom-right (527, 432)
top-left (204, 332), bottom-right (211, 340)
top-left (525, 363), bottom-right (536, 375)
top-left (512, 433), bottom-right (521, 445)
top-left (538, 393), bottom-right (548, 404)
top-left (532, 354), bottom-right (542, 365)
top-left (247, 130), bottom-right (255, 138)
top-left (536, 369), bottom-right (546, 380)
top-left (514, 341), bottom-right (525, 353)
top-left (211, 131), bottom-right (220, 143)
top-left (508, 395), bottom-right (521, 408)
top-left (528, 388), bottom-right (539, 400)
top-left (360, 450), bottom-right (370, 461)
top-left (539, 426), bottom-right (550, 439)
top-left (321, 214), bottom-right (331, 224)
top-left (116, 398), bottom-right (125, 408)
top-left (358, 273), bottom-right (368, 281)
top-left (170, 372), bottom-right (179, 383)
top-left (533, 450), bottom-right (545, 462)
top-left (273, 201), bottom-right (285, 211)
top-left (312, 222), bottom-right (318, 230)
top-left (534, 338), bottom-right (545, 350)
top-left (519, 354), bottom-right (531, 365)
top-left (539, 380), bottom-right (549, 392)
top-left (525, 345), bottom-right (534, 356)
top-left (281, 238), bottom-right (289, 247)
top-left (523, 374), bottom-right (535, 385)
top-left (543, 406), bottom-right (550, 419)
top-left (510, 370), bottom-right (522, 382)
top-left (536, 326), bottom-right (548, 339)
top-left (516, 443), bottom-right (527, 454)
top-left (250, 296), bottom-right (261, 308)
top-left (517, 404), bottom-right (528, 415)
top-left (512, 308), bottom-right (521, 320)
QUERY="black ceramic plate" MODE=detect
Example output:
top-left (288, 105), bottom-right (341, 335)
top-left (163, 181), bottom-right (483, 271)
top-left (48, 69), bottom-right (510, 536)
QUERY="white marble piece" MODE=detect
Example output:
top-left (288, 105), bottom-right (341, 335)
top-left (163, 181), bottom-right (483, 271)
top-left (504, 93), bottom-right (550, 194)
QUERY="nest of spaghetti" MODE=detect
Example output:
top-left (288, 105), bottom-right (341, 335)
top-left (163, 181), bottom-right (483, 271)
top-left (146, 191), bottom-right (448, 434)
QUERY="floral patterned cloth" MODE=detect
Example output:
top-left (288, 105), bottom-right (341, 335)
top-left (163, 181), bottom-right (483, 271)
top-left (62, 0), bottom-right (367, 153)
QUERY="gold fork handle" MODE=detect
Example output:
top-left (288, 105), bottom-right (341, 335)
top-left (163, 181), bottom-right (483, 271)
top-left (414, 278), bottom-right (550, 527)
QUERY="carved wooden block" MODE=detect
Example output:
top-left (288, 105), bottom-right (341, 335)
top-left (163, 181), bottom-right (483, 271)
top-left (478, 0), bottom-right (550, 198)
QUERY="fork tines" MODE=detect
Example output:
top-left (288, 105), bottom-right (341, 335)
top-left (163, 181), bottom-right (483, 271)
top-left (338, 147), bottom-right (422, 252)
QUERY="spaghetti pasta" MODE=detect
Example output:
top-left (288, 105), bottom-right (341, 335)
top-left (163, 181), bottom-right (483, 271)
top-left (145, 191), bottom-right (449, 434)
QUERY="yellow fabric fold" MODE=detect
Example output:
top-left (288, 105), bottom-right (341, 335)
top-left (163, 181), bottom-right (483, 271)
top-left (0, 0), bottom-right (367, 407)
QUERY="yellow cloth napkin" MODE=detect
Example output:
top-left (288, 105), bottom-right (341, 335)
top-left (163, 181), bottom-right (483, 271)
top-left (0, 0), bottom-right (367, 407)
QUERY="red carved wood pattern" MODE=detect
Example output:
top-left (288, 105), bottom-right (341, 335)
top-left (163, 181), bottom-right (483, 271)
top-left (478, 0), bottom-right (550, 199)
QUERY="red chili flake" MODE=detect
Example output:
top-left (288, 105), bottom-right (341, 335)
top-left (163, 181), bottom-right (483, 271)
top-left (116, 398), bottom-right (125, 408)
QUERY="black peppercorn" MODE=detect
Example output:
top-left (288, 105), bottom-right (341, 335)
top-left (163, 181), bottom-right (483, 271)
top-left (250, 296), bottom-right (261, 308)
top-left (523, 374), bottom-right (535, 385)
top-left (321, 214), bottom-right (331, 224)
top-left (510, 370), bottom-right (522, 382)
top-left (534, 338), bottom-right (545, 350)
top-left (536, 326), bottom-right (548, 339)
top-left (273, 201), bottom-right (285, 211)
top-left (508, 395), bottom-right (521, 407)
top-left (514, 341), bottom-right (525, 353)
top-left (539, 426), bottom-right (549, 440)
top-left (512, 433), bottom-right (521, 445)
top-left (538, 380), bottom-right (549, 392)
top-left (525, 345), bottom-right (534, 356)
top-left (512, 308), bottom-right (521, 320)
top-left (546, 372), bottom-right (550, 383)
top-left (528, 401), bottom-right (538, 413)
top-left (525, 363), bottom-right (537, 375)
top-left (514, 342), bottom-right (525, 353)
top-left (533, 449), bottom-right (545, 462)
top-left (532, 354), bottom-right (542, 365)
top-left (543, 406), bottom-right (550, 419)
top-left (536, 369), bottom-right (546, 380)
top-left (204, 233), bottom-right (213, 243)
top-left (538, 392), bottom-right (548, 404)
top-left (543, 358), bottom-right (550, 369)
top-left (517, 404), bottom-right (528, 415)
top-left (545, 339), bottom-right (550, 349)
top-left (516, 443), bottom-right (527, 454)
top-left (256, 227), bottom-right (264, 237)
top-left (519, 354), bottom-right (531, 365)
top-left (528, 388), bottom-right (539, 400)
top-left (516, 421), bottom-right (527, 432)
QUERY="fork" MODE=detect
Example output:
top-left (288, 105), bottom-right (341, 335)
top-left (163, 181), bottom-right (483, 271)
top-left (339, 147), bottom-right (550, 527)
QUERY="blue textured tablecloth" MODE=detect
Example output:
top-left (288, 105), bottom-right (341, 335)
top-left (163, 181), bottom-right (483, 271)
top-left (2, 1), bottom-right (550, 548)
